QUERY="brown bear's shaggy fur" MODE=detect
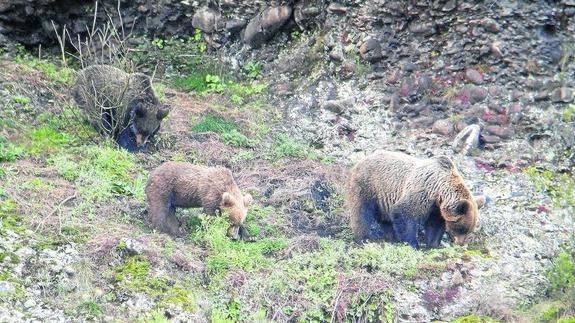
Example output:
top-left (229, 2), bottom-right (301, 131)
top-left (72, 65), bottom-right (169, 151)
top-left (145, 162), bottom-right (253, 239)
top-left (346, 150), bottom-right (480, 248)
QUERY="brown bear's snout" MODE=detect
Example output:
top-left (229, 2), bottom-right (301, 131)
top-left (451, 234), bottom-right (468, 246)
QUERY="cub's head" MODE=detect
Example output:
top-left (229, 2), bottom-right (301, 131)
top-left (441, 199), bottom-right (479, 245)
top-left (129, 100), bottom-right (169, 148)
top-left (221, 191), bottom-right (253, 227)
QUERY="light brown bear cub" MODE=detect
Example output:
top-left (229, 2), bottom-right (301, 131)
top-left (145, 161), bottom-right (253, 240)
top-left (346, 150), bottom-right (481, 249)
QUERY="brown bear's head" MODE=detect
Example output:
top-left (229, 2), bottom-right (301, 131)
top-left (130, 100), bottom-right (170, 147)
top-left (441, 198), bottom-right (479, 245)
top-left (221, 191), bottom-right (253, 227)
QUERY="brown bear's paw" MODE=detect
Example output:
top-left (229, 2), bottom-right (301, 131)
top-left (227, 225), bottom-right (257, 242)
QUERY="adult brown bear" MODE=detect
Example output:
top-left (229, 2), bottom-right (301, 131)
top-left (346, 151), bottom-right (480, 248)
top-left (145, 162), bottom-right (253, 240)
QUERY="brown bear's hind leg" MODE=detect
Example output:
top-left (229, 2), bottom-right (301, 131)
top-left (148, 194), bottom-right (184, 237)
top-left (350, 197), bottom-right (387, 241)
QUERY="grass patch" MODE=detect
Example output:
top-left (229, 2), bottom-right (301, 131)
top-left (77, 300), bottom-right (104, 318)
top-left (525, 166), bottom-right (575, 214)
top-left (189, 216), bottom-right (287, 283)
top-left (14, 55), bottom-right (75, 85)
top-left (27, 125), bottom-right (74, 156)
top-left (112, 255), bottom-right (195, 312)
top-left (547, 252), bottom-right (575, 296)
top-left (267, 134), bottom-right (319, 162)
top-left (453, 315), bottom-right (498, 323)
top-left (0, 136), bottom-right (24, 162)
top-left (191, 115), bottom-right (255, 148)
top-left (172, 72), bottom-right (210, 93)
top-left (0, 198), bottom-right (24, 235)
top-left (49, 144), bottom-right (147, 202)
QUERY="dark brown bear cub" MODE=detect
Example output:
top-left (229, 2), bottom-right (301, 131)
top-left (145, 162), bottom-right (253, 240)
top-left (346, 150), bottom-right (480, 249)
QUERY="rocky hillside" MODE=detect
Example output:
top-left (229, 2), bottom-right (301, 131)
top-left (0, 0), bottom-right (574, 322)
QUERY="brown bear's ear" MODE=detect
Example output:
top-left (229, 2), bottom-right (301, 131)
top-left (157, 106), bottom-right (169, 120)
top-left (454, 200), bottom-right (470, 216)
top-left (222, 192), bottom-right (234, 207)
top-left (243, 193), bottom-right (253, 206)
top-left (134, 103), bottom-right (146, 118)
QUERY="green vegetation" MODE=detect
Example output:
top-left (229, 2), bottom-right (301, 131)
top-left (452, 315), bottom-right (498, 323)
top-left (191, 115), bottom-right (255, 148)
top-left (27, 126), bottom-right (74, 156)
top-left (152, 83), bottom-right (168, 103)
top-left (14, 54), bottom-right (74, 85)
top-left (49, 144), bottom-right (146, 202)
top-left (529, 251), bottom-right (575, 321)
top-left (190, 216), bottom-right (287, 282)
top-left (0, 198), bottom-right (23, 235)
top-left (112, 255), bottom-right (195, 312)
top-left (267, 133), bottom-right (319, 162)
top-left (525, 166), bottom-right (575, 214)
top-left (0, 136), bottom-right (24, 162)
top-left (547, 252), bottom-right (575, 296)
top-left (77, 300), bottom-right (104, 318)
top-left (244, 62), bottom-right (262, 79)
top-left (563, 104), bottom-right (575, 122)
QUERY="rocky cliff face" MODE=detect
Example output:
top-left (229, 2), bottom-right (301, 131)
top-left (4, 0), bottom-right (567, 163)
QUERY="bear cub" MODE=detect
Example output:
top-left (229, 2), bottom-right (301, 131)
top-left (145, 162), bottom-right (253, 240)
top-left (72, 65), bottom-right (169, 152)
top-left (346, 150), bottom-right (481, 249)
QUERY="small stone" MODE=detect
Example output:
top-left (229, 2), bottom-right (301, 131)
top-left (24, 299), bottom-right (36, 309)
top-left (465, 69), bottom-right (484, 84)
top-left (322, 98), bottom-right (355, 115)
top-left (442, 0), bottom-right (457, 11)
top-left (359, 38), bottom-right (383, 62)
top-left (490, 41), bottom-right (503, 57)
top-left (64, 266), bottom-right (76, 276)
top-left (469, 86), bottom-right (488, 103)
top-left (534, 91), bottom-right (549, 101)
top-left (390, 93), bottom-right (401, 110)
top-left (0, 281), bottom-right (14, 294)
top-left (329, 46), bottom-right (344, 61)
top-left (432, 119), bottom-right (454, 136)
top-left (120, 238), bottom-right (144, 255)
top-left (191, 7), bottom-right (222, 34)
top-left (485, 125), bottom-right (511, 138)
top-left (481, 18), bottom-right (500, 32)
top-left (243, 6), bottom-right (292, 48)
top-left (482, 134), bottom-right (502, 143)
top-left (327, 3), bottom-right (348, 14)
top-left (550, 87), bottom-right (574, 103)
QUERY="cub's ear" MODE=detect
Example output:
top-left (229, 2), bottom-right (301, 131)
top-left (134, 102), bottom-right (146, 118)
top-left (222, 192), bottom-right (234, 207)
top-left (243, 193), bottom-right (253, 206)
top-left (454, 200), bottom-right (470, 216)
top-left (157, 106), bottom-right (169, 120)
